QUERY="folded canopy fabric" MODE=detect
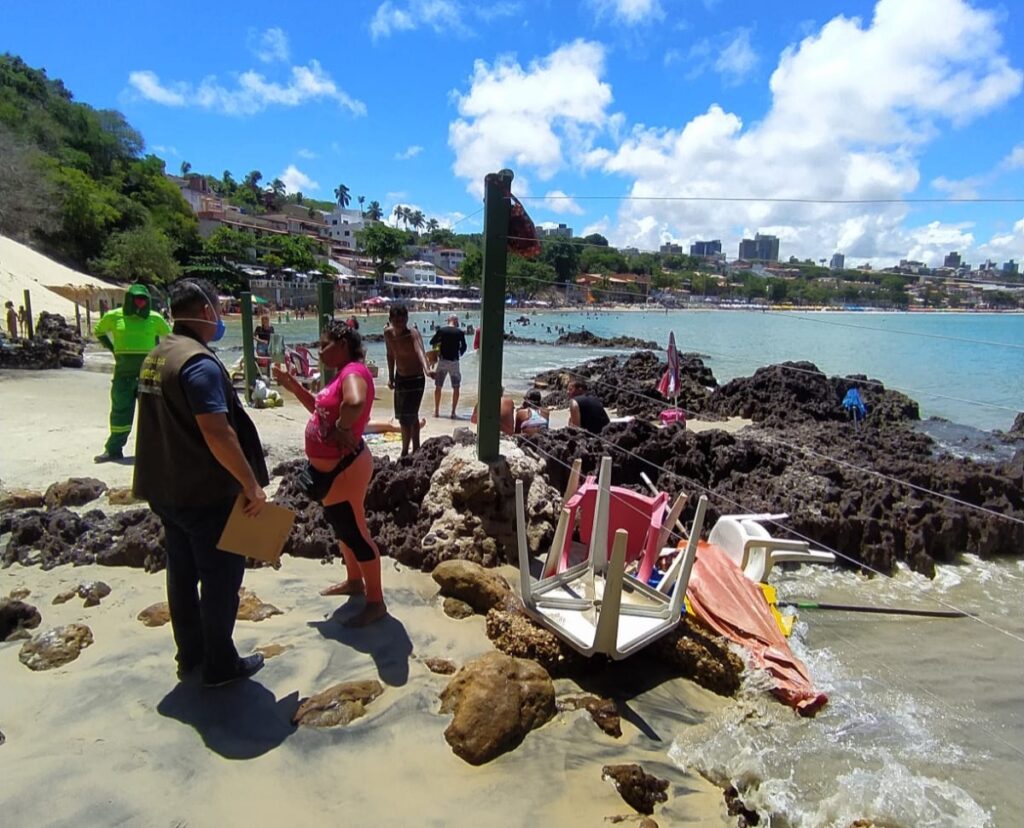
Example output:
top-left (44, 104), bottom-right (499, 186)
top-left (686, 541), bottom-right (828, 717)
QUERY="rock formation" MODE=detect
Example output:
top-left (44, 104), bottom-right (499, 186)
top-left (292, 680), bottom-right (384, 727)
top-left (601, 764), bottom-right (670, 815)
top-left (19, 623), bottom-right (93, 670)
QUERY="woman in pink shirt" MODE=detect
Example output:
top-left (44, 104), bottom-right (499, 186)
top-left (274, 322), bottom-right (385, 627)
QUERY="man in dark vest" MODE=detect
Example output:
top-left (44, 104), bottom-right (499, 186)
top-left (567, 378), bottom-right (610, 434)
top-left (133, 278), bottom-right (269, 687)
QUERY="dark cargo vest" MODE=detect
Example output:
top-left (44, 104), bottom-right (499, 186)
top-left (132, 331), bottom-right (269, 507)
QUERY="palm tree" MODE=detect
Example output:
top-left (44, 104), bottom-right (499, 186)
top-left (180, 160), bottom-right (192, 176)
top-left (357, 195), bottom-right (365, 216)
top-left (271, 178), bottom-right (286, 198)
top-left (365, 200), bottom-right (383, 221)
top-left (244, 170), bottom-right (263, 193)
top-left (295, 191), bottom-right (304, 204)
top-left (426, 218), bottom-right (439, 234)
top-left (334, 184), bottom-right (351, 209)
top-left (221, 170), bottom-right (236, 194)
top-left (410, 209), bottom-right (425, 233)
top-left (393, 204), bottom-right (407, 227)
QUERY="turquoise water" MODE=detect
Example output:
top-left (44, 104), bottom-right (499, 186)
top-left (224, 310), bottom-right (1024, 431)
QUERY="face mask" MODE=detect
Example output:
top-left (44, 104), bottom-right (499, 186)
top-left (174, 314), bottom-right (225, 341)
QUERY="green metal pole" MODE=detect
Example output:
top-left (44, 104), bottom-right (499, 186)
top-left (240, 292), bottom-right (256, 403)
top-left (476, 169), bottom-right (513, 463)
top-left (318, 279), bottom-right (336, 385)
top-left (23, 289), bottom-right (34, 338)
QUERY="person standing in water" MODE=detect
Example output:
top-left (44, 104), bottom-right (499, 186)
top-left (429, 314), bottom-right (467, 418)
top-left (383, 303), bottom-right (433, 457)
top-left (93, 284), bottom-right (171, 462)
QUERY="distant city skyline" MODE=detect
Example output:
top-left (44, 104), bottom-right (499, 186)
top-left (4, 0), bottom-right (1023, 268)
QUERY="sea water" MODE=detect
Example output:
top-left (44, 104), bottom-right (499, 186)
top-left (222, 309), bottom-right (1023, 824)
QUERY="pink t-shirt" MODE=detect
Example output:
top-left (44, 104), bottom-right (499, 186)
top-left (304, 361), bottom-right (375, 460)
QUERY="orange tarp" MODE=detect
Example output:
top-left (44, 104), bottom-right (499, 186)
top-left (686, 541), bottom-right (828, 717)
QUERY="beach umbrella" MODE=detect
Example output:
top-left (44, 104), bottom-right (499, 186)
top-left (657, 331), bottom-right (680, 410)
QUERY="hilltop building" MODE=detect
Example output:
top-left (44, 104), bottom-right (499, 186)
top-left (737, 233), bottom-right (780, 262)
top-left (660, 242), bottom-right (683, 255)
top-left (1003, 260), bottom-right (1019, 275)
top-left (944, 251), bottom-right (962, 269)
top-left (541, 223), bottom-right (573, 239)
top-left (690, 240), bottom-right (722, 258)
top-left (326, 207), bottom-right (365, 254)
top-left (830, 252), bottom-right (845, 270)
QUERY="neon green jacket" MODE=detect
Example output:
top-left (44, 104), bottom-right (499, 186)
top-left (94, 284), bottom-right (171, 361)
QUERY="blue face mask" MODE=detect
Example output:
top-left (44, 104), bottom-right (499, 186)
top-left (211, 317), bottom-right (226, 342)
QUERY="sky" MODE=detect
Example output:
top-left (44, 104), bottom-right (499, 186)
top-left (4, 0), bottom-right (1024, 267)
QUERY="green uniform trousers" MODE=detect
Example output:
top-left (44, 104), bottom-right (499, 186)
top-left (105, 356), bottom-right (145, 454)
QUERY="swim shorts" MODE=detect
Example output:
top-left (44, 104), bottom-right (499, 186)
top-left (393, 373), bottom-right (425, 426)
top-left (434, 358), bottom-right (462, 389)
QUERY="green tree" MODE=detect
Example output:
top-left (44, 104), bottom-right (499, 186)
top-left (45, 163), bottom-right (124, 263)
top-left (458, 245), bottom-right (482, 286)
top-left (541, 238), bottom-right (581, 284)
top-left (365, 200), bottom-right (383, 221)
top-left (409, 209), bottom-right (425, 233)
top-left (582, 233), bottom-right (608, 247)
top-left (508, 256), bottom-right (556, 297)
top-left (204, 226), bottom-right (256, 262)
top-left (426, 217), bottom-right (439, 234)
top-left (180, 160), bottom-right (191, 176)
top-left (357, 194), bottom-right (365, 216)
top-left (392, 204), bottom-right (408, 228)
top-left (356, 222), bottom-right (406, 288)
top-left (334, 183), bottom-right (351, 208)
top-left (92, 225), bottom-right (181, 284)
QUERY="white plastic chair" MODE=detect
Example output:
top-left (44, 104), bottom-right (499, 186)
top-left (707, 516), bottom-right (835, 583)
top-left (516, 457), bottom-right (708, 660)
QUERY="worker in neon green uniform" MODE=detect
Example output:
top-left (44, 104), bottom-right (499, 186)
top-left (93, 284), bottom-right (171, 462)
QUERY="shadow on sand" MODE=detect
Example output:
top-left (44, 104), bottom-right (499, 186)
top-left (157, 680), bottom-right (300, 759)
top-left (309, 598), bottom-right (413, 687)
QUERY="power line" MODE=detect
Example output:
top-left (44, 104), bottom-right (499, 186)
top-left (519, 194), bottom-right (1024, 205)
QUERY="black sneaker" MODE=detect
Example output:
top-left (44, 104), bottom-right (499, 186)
top-left (94, 450), bottom-right (124, 463)
top-left (202, 653), bottom-right (265, 688)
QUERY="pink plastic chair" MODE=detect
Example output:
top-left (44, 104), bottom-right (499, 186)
top-left (545, 476), bottom-right (685, 584)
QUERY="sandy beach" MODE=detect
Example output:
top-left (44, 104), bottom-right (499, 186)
top-left (0, 359), bottom-right (747, 826)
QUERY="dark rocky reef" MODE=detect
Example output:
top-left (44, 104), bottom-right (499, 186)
top-left (554, 329), bottom-right (659, 349)
top-left (0, 312), bottom-right (85, 370)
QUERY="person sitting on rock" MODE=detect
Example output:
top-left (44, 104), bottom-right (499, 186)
top-left (471, 387), bottom-right (517, 436)
top-left (515, 390), bottom-right (549, 435)
top-left (567, 379), bottom-right (610, 434)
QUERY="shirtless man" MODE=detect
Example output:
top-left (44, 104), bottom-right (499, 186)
top-left (383, 303), bottom-right (433, 456)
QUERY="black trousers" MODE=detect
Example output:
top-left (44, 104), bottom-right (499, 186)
top-left (153, 498), bottom-right (244, 681)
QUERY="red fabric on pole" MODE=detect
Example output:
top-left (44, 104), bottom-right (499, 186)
top-left (686, 541), bottom-right (828, 716)
top-left (657, 331), bottom-right (679, 399)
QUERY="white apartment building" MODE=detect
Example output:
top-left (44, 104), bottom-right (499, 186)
top-left (395, 260), bottom-right (439, 285)
top-left (327, 207), bottom-right (365, 251)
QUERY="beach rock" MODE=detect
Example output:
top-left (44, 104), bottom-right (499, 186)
top-left (18, 623), bottom-right (93, 670)
top-left (52, 589), bottom-right (77, 605)
top-left (485, 608), bottom-right (579, 676)
top-left (0, 488), bottom-right (45, 511)
top-left (255, 643), bottom-right (292, 659)
top-left (34, 312), bottom-right (85, 368)
top-left (442, 597), bottom-right (475, 619)
top-left (650, 617), bottom-right (745, 697)
top-left (92, 509), bottom-right (166, 571)
top-left (439, 651), bottom-right (556, 765)
top-left (0, 336), bottom-right (62, 369)
top-left (77, 581), bottom-right (111, 607)
top-left (137, 602), bottom-right (170, 627)
top-left (292, 679), bottom-right (384, 727)
top-left (417, 442), bottom-right (561, 570)
top-left (424, 657), bottom-right (457, 675)
top-left (724, 786), bottom-right (762, 826)
top-left (1008, 412), bottom-right (1024, 436)
top-left (558, 695), bottom-right (621, 737)
top-left (107, 487), bottom-right (140, 505)
top-left (9, 587), bottom-right (31, 600)
top-left (43, 478), bottom-right (108, 510)
top-left (554, 330), bottom-right (659, 350)
top-left (0, 598), bottom-right (42, 641)
top-left (601, 764), bottom-right (669, 815)
top-left (432, 560), bottom-right (517, 614)
top-left (236, 588), bottom-right (282, 622)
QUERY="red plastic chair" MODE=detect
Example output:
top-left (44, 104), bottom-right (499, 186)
top-left (547, 477), bottom-right (685, 584)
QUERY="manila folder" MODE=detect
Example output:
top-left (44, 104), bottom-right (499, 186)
top-left (217, 495), bottom-right (296, 563)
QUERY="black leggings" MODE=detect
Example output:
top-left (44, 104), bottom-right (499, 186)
top-left (323, 501), bottom-right (377, 562)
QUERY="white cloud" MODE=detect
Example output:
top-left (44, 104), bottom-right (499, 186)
top-left (297, 147), bottom-right (319, 159)
top-left (543, 190), bottom-right (585, 215)
top-left (591, 0), bottom-right (1022, 265)
top-left (279, 164), bottom-right (319, 194)
top-left (714, 28), bottom-right (758, 84)
top-left (448, 39), bottom-right (615, 195)
top-left (395, 145), bottom-right (424, 160)
top-left (127, 60), bottom-right (366, 116)
top-left (588, 0), bottom-right (664, 26)
top-left (250, 27), bottom-right (290, 63)
top-left (151, 144), bottom-right (179, 157)
top-left (370, 0), bottom-right (470, 40)
top-left (975, 217), bottom-right (1024, 262)
top-left (1001, 144), bottom-right (1024, 170)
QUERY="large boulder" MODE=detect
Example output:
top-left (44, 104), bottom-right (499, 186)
top-left (439, 651), bottom-right (556, 765)
top-left (0, 599), bottom-right (42, 641)
top-left (485, 607), bottom-right (579, 676)
top-left (650, 617), bottom-right (745, 697)
top-left (431, 560), bottom-right (517, 614)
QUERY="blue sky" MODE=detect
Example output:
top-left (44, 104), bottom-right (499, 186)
top-left (4, 0), bottom-right (1024, 266)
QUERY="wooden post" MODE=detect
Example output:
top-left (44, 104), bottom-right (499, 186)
top-left (23, 289), bottom-right (34, 338)
top-left (86, 304), bottom-right (92, 338)
top-left (74, 303), bottom-right (82, 335)
top-left (318, 279), bottom-right (336, 385)
top-left (240, 292), bottom-right (257, 403)
top-left (476, 169), bottom-right (513, 463)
